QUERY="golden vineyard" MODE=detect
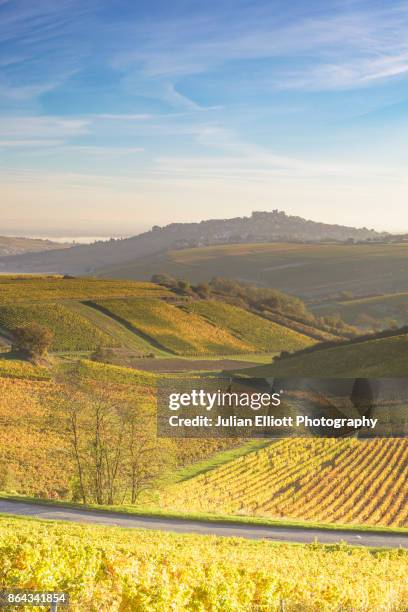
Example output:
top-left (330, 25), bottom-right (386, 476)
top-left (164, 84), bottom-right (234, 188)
top-left (163, 438), bottom-right (408, 527)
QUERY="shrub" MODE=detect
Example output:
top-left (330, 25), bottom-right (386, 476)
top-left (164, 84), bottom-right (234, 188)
top-left (12, 323), bottom-right (53, 359)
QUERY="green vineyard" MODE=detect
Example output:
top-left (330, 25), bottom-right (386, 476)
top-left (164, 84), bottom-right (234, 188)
top-left (242, 329), bottom-right (408, 377)
top-left (95, 297), bottom-right (255, 355)
top-left (186, 300), bottom-right (314, 352)
top-left (0, 277), bottom-right (172, 304)
top-left (0, 303), bottom-right (118, 351)
top-left (163, 438), bottom-right (408, 527)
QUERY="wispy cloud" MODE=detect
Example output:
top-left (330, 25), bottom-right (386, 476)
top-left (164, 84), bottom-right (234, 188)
top-left (111, 2), bottom-right (408, 94)
top-left (0, 116), bottom-right (90, 139)
top-left (95, 114), bottom-right (152, 121)
top-left (0, 139), bottom-right (64, 147)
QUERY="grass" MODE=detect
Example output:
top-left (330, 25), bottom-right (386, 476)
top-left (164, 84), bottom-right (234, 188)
top-left (0, 492), bottom-right (407, 535)
top-left (187, 300), bottom-right (315, 352)
top-left (171, 440), bottom-right (274, 483)
top-left (94, 298), bottom-right (255, 355)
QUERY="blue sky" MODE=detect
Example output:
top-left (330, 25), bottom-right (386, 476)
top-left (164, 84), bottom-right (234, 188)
top-left (1, 0), bottom-right (408, 236)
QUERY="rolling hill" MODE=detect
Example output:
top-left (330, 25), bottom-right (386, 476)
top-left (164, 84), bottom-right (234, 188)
top-left (92, 297), bottom-right (314, 356)
top-left (0, 303), bottom-right (119, 352)
top-left (0, 235), bottom-right (72, 257)
top-left (312, 291), bottom-right (408, 328)
top-left (0, 210), bottom-right (384, 275)
top-left (185, 300), bottom-right (313, 353)
top-left (98, 242), bottom-right (408, 299)
top-left (0, 275), bottom-right (315, 357)
top-left (237, 328), bottom-right (408, 377)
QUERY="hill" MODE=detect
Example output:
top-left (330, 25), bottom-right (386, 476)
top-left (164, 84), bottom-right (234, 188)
top-left (312, 291), bottom-right (408, 329)
top-left (0, 210), bottom-right (384, 275)
top-left (92, 297), bottom-right (313, 356)
top-left (0, 276), bottom-right (172, 304)
top-left (185, 300), bottom-right (313, 353)
top-left (99, 242), bottom-right (408, 299)
top-left (237, 328), bottom-right (408, 377)
top-left (0, 235), bottom-right (71, 256)
top-left (0, 360), bottom-right (242, 498)
top-left (163, 438), bottom-right (408, 528)
top-left (0, 275), bottom-right (317, 357)
top-left (0, 303), bottom-right (119, 352)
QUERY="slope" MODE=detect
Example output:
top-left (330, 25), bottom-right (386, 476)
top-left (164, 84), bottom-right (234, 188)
top-left (238, 329), bottom-right (408, 377)
top-left (0, 210), bottom-right (383, 275)
top-left (162, 438), bottom-right (408, 527)
top-left (98, 242), bottom-right (408, 299)
top-left (93, 298), bottom-right (254, 355)
top-left (0, 303), bottom-right (118, 352)
top-left (186, 300), bottom-right (314, 353)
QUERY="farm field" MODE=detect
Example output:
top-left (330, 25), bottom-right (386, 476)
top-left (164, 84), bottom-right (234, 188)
top-left (94, 297), bottom-right (257, 355)
top-left (0, 276), bottom-right (172, 304)
top-left (0, 303), bottom-right (118, 351)
top-left (0, 276), bottom-right (317, 359)
top-left (0, 358), bottom-right (50, 380)
top-left (0, 361), bottom-right (242, 498)
top-left (99, 242), bottom-right (408, 299)
top-left (0, 516), bottom-right (406, 611)
top-left (240, 329), bottom-right (408, 377)
top-left (186, 300), bottom-right (314, 352)
top-left (66, 301), bottom-right (168, 355)
top-left (163, 438), bottom-right (408, 528)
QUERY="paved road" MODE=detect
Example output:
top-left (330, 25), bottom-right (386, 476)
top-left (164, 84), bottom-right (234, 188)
top-left (0, 500), bottom-right (406, 548)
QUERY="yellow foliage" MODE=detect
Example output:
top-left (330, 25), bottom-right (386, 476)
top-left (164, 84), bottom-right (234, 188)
top-left (163, 438), bottom-right (408, 527)
top-left (0, 517), bottom-right (406, 611)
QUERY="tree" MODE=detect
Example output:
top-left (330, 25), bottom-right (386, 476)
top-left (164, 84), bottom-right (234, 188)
top-left (177, 279), bottom-right (191, 293)
top-left (150, 273), bottom-right (177, 287)
top-left (12, 323), bottom-right (53, 360)
top-left (54, 370), bottom-right (174, 505)
top-left (195, 283), bottom-right (211, 298)
top-left (123, 403), bottom-right (173, 503)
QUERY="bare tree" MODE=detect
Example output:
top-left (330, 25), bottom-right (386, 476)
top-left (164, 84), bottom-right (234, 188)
top-left (54, 368), bottom-right (174, 506)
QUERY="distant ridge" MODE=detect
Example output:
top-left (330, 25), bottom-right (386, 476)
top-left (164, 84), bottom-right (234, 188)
top-left (0, 210), bottom-right (385, 275)
top-left (0, 235), bottom-right (72, 258)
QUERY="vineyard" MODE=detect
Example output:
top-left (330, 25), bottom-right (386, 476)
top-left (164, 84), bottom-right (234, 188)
top-left (0, 517), bottom-right (406, 611)
top-left (163, 438), bottom-right (408, 527)
top-left (186, 300), bottom-right (314, 352)
top-left (312, 291), bottom-right (408, 328)
top-left (0, 303), bottom-right (118, 351)
top-left (0, 359), bottom-right (50, 380)
top-left (0, 363), bottom-right (241, 498)
top-left (0, 275), bottom-right (325, 358)
top-left (0, 276), bottom-right (172, 304)
top-left (0, 378), bottom-right (69, 496)
top-left (242, 329), bottom-right (408, 377)
top-left (94, 298), bottom-right (255, 355)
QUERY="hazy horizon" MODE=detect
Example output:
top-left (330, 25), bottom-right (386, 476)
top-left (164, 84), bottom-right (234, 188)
top-left (3, 207), bottom-right (408, 243)
top-left (1, 1), bottom-right (408, 234)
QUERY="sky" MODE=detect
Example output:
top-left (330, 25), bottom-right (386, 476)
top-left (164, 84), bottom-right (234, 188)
top-left (1, 0), bottom-right (408, 237)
